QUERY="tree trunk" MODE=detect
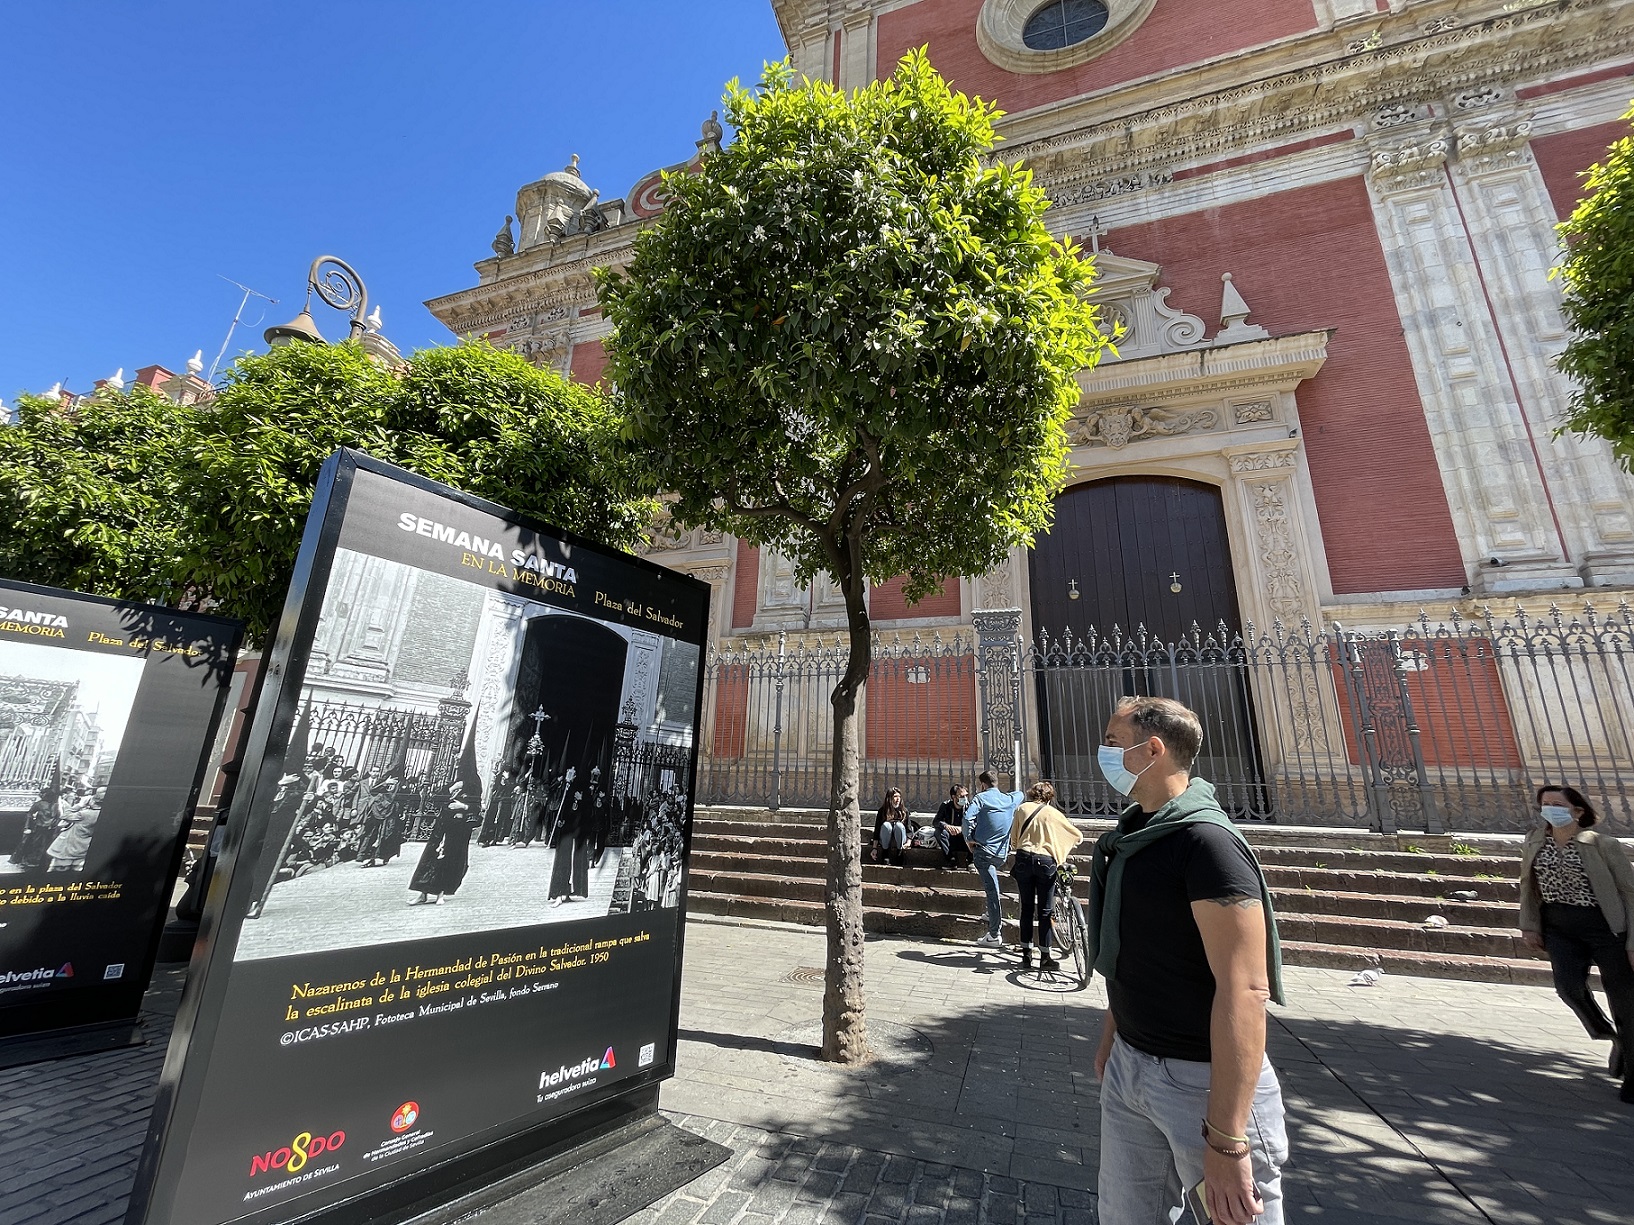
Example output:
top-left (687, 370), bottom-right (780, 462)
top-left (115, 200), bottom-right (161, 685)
top-left (821, 572), bottom-right (873, 1064)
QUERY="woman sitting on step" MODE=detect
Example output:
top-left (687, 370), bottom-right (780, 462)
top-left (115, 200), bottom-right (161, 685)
top-left (873, 788), bottom-right (910, 867)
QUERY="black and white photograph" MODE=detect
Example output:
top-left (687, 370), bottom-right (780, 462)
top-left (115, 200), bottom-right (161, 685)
top-left (0, 639), bottom-right (146, 877)
top-left (233, 547), bottom-right (699, 962)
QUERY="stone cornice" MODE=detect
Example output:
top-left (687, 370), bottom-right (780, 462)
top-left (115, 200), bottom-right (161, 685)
top-left (1075, 330), bottom-right (1332, 408)
top-left (424, 234), bottom-right (640, 335)
top-left (425, 0), bottom-right (1633, 342)
top-left (1004, 0), bottom-right (1633, 191)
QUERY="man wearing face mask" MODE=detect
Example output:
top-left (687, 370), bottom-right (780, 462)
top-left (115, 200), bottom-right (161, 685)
top-left (1087, 696), bottom-right (1288, 1225)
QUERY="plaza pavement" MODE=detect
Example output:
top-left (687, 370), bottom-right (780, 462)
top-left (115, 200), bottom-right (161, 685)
top-left (2, 915), bottom-right (1630, 1225)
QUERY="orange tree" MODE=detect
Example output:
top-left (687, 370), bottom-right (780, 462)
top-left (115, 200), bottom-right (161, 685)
top-left (598, 51), bottom-right (1110, 1063)
top-left (1558, 103), bottom-right (1634, 469)
top-left (0, 341), bottom-right (653, 645)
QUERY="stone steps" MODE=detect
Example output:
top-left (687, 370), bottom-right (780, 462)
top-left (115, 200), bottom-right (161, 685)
top-left (686, 807), bottom-right (1553, 986)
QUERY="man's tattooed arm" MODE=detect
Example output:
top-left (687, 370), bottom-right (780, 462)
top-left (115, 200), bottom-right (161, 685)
top-left (1204, 894), bottom-right (1262, 909)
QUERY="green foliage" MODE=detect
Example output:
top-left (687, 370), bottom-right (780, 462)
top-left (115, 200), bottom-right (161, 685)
top-left (1450, 840), bottom-right (1479, 856)
top-left (187, 341), bottom-right (653, 644)
top-left (0, 386), bottom-right (196, 605)
top-left (0, 341), bottom-right (654, 646)
top-left (598, 51), bottom-right (1110, 603)
top-left (1556, 104), bottom-right (1634, 468)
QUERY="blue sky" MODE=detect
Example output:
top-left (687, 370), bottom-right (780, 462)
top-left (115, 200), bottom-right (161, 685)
top-left (0, 2), bottom-right (787, 400)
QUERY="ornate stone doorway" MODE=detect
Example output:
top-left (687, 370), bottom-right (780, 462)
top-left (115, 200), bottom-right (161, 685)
top-left (1027, 475), bottom-right (1265, 808)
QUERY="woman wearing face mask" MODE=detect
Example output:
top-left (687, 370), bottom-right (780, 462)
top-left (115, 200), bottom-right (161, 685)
top-left (1518, 784), bottom-right (1634, 1104)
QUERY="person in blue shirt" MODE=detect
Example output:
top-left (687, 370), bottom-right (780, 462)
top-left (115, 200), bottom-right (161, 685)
top-left (963, 770), bottom-right (1025, 946)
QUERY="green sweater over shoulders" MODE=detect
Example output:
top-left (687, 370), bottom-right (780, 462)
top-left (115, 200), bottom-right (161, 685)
top-left (1086, 777), bottom-right (1285, 1006)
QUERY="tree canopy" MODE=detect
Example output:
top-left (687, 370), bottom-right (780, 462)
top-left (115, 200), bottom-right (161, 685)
top-left (0, 340), bottom-right (655, 644)
top-left (601, 52), bottom-right (1108, 602)
top-left (0, 384), bottom-right (195, 607)
top-left (1557, 103), bottom-right (1634, 469)
top-left (599, 51), bottom-right (1109, 1062)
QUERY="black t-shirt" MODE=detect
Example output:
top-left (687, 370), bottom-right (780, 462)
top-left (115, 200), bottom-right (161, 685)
top-left (1105, 817), bottom-right (1264, 1063)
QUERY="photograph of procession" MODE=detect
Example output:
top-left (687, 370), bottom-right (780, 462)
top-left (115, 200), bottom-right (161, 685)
top-left (233, 548), bottom-right (700, 962)
top-left (0, 639), bottom-right (145, 878)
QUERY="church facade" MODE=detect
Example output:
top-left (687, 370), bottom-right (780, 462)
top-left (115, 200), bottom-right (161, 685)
top-left (426, 0), bottom-right (1634, 828)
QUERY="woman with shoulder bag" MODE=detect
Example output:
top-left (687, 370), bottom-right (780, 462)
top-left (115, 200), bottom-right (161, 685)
top-left (1518, 784), bottom-right (1634, 1104)
top-left (1007, 781), bottom-right (1084, 971)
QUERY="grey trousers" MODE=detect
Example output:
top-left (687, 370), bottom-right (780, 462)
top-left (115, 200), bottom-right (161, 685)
top-left (1098, 1034), bottom-right (1288, 1225)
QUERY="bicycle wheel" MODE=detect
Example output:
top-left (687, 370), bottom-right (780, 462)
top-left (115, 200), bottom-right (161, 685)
top-left (1065, 896), bottom-right (1090, 985)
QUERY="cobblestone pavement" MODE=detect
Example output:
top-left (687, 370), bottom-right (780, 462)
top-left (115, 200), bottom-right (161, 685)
top-left (0, 966), bottom-right (183, 1225)
top-left (654, 918), bottom-right (1634, 1225)
top-left (627, 1114), bottom-right (1093, 1225)
top-left (4, 916), bottom-right (1632, 1224)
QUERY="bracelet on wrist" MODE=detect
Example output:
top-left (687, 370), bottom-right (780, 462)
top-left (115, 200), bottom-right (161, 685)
top-left (1200, 1121), bottom-right (1250, 1159)
top-left (1202, 1118), bottom-right (1249, 1145)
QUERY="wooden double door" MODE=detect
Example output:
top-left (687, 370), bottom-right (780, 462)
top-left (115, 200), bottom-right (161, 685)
top-left (1027, 476), bottom-right (1264, 810)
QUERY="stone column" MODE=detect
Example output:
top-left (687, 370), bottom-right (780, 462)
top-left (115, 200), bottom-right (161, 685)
top-left (1367, 124), bottom-right (1579, 593)
top-left (683, 562), bottom-right (732, 763)
top-left (837, 12), bottom-right (875, 90)
top-left (1223, 443), bottom-right (1351, 781)
top-left (1447, 110), bottom-right (1634, 585)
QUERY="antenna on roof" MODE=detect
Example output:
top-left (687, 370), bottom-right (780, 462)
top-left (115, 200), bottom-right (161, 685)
top-left (208, 276), bottom-right (279, 382)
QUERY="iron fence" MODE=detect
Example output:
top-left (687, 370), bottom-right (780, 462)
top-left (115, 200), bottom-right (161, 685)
top-left (695, 602), bottom-right (1634, 833)
top-left (698, 631), bottom-right (981, 814)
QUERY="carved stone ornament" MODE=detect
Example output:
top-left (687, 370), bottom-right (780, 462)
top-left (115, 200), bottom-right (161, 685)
top-left (1088, 253), bottom-right (1208, 361)
top-left (1369, 135), bottom-right (1451, 186)
top-left (1051, 169), bottom-right (1173, 209)
top-left (1455, 119), bottom-right (1534, 173)
top-left (976, 562), bottom-right (1013, 609)
top-left (1228, 450), bottom-right (1297, 473)
top-left (491, 215), bottom-right (515, 258)
top-left (515, 331), bottom-right (569, 367)
top-left (1250, 481), bottom-right (1305, 621)
top-left (1371, 102), bottom-right (1425, 129)
top-left (642, 513), bottom-right (690, 554)
top-left (1233, 401), bottom-right (1275, 424)
top-left (686, 562), bottom-right (732, 586)
top-left (1073, 404), bottom-right (1218, 449)
top-left (1453, 85), bottom-right (1505, 110)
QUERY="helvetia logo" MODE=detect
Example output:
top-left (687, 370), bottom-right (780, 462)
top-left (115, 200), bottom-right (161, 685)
top-left (249, 1129), bottom-right (346, 1177)
top-left (0, 964), bottom-right (70, 986)
top-left (537, 1048), bottom-right (615, 1090)
top-left (390, 1102), bottom-right (419, 1133)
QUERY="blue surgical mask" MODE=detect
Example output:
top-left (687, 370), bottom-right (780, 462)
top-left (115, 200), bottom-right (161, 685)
top-left (1098, 743), bottom-right (1152, 796)
top-left (1541, 805), bottom-right (1575, 827)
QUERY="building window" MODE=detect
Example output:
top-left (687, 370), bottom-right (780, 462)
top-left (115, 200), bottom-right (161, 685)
top-left (977, 0), bottom-right (1154, 74)
top-left (1022, 0), bottom-right (1110, 50)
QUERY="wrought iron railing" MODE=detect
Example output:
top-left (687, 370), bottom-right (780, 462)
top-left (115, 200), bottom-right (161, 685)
top-left (694, 603), bottom-right (1634, 833)
top-left (697, 630), bottom-right (981, 814)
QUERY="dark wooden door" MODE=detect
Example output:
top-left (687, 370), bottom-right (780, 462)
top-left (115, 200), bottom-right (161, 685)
top-left (1027, 477), bottom-right (1264, 812)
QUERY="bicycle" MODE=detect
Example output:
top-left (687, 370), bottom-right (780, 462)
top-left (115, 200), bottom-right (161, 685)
top-left (1052, 861), bottom-right (1092, 986)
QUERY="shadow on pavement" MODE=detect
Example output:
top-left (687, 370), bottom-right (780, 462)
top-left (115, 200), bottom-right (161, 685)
top-left (670, 964), bottom-right (1634, 1224)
